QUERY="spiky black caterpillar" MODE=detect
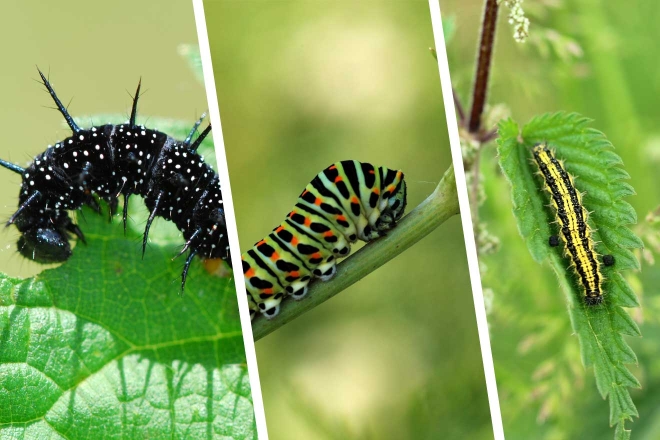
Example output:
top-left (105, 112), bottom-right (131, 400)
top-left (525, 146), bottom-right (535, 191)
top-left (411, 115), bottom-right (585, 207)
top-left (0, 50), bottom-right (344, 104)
top-left (0, 69), bottom-right (229, 289)
top-left (243, 160), bottom-right (407, 320)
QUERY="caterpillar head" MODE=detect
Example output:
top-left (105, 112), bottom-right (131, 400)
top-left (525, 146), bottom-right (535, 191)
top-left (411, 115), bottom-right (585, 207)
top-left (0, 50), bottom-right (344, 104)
top-left (375, 176), bottom-right (407, 232)
top-left (17, 226), bottom-right (72, 263)
top-left (585, 294), bottom-right (603, 306)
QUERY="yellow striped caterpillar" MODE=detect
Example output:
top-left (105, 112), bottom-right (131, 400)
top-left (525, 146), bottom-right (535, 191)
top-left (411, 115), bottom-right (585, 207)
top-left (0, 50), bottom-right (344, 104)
top-left (532, 142), bottom-right (614, 305)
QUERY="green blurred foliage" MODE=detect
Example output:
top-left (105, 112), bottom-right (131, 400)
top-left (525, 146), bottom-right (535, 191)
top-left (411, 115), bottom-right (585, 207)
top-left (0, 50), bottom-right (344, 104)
top-left (442, 0), bottom-right (660, 438)
top-left (205, 1), bottom-right (492, 439)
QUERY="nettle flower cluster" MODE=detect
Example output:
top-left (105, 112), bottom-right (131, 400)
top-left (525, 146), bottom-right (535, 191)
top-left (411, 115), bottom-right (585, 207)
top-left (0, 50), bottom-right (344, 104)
top-left (499, 0), bottom-right (530, 43)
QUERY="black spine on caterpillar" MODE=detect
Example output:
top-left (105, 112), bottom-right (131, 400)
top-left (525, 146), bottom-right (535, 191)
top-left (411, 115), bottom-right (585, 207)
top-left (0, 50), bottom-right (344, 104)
top-left (0, 68), bottom-right (230, 289)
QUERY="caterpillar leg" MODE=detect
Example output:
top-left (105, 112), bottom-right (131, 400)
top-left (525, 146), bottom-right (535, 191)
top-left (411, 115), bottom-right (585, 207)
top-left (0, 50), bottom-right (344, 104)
top-left (313, 260), bottom-right (337, 281)
top-left (287, 279), bottom-right (310, 300)
top-left (258, 292), bottom-right (284, 319)
top-left (603, 254), bottom-right (615, 266)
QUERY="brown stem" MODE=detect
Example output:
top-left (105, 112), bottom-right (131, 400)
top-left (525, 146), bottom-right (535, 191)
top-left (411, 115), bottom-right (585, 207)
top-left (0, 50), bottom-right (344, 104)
top-left (453, 88), bottom-right (466, 124)
top-left (468, 0), bottom-right (499, 133)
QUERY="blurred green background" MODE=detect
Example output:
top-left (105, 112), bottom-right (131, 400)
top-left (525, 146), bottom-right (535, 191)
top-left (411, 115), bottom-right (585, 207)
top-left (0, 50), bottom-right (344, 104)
top-left (0, 1), bottom-right (207, 277)
top-left (205, 1), bottom-right (492, 439)
top-left (442, 0), bottom-right (660, 438)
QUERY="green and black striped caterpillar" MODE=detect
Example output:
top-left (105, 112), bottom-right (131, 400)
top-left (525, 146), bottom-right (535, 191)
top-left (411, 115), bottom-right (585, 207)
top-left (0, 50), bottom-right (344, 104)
top-left (242, 160), bottom-right (407, 320)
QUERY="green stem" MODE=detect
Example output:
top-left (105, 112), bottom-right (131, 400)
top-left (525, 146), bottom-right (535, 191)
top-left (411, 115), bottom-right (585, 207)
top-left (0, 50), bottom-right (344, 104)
top-left (252, 164), bottom-right (459, 340)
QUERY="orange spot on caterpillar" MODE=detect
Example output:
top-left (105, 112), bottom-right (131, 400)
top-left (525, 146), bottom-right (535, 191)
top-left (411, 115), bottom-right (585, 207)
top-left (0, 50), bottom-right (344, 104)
top-left (270, 252), bottom-right (280, 261)
top-left (203, 258), bottom-right (231, 278)
top-left (304, 217), bottom-right (311, 226)
top-left (245, 268), bottom-right (255, 278)
top-left (334, 176), bottom-right (343, 183)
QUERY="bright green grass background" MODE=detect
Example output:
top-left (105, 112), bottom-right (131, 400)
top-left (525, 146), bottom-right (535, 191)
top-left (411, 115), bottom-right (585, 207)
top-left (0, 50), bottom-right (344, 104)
top-left (205, 1), bottom-right (493, 439)
top-left (0, 0), bottom-right (207, 277)
top-left (442, 0), bottom-right (660, 438)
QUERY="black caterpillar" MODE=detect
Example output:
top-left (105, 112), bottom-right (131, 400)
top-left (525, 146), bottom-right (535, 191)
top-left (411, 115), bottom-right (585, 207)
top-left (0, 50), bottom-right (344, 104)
top-left (0, 69), bottom-right (230, 288)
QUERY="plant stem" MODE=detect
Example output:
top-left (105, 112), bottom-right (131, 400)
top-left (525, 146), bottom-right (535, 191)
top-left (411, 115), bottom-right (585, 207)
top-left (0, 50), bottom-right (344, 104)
top-left (468, 0), bottom-right (499, 133)
top-left (453, 88), bottom-right (466, 124)
top-left (252, 164), bottom-right (459, 340)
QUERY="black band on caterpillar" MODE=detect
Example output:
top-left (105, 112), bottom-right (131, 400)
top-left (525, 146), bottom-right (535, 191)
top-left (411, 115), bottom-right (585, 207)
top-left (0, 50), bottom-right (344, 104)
top-left (0, 68), bottom-right (230, 289)
top-left (242, 160), bottom-right (407, 320)
top-left (532, 142), bottom-right (604, 306)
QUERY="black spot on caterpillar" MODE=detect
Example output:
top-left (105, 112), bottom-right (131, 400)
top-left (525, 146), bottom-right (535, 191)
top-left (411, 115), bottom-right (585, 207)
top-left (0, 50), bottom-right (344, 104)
top-left (532, 142), bottom-right (605, 306)
top-left (242, 160), bottom-right (407, 320)
top-left (0, 68), bottom-right (230, 289)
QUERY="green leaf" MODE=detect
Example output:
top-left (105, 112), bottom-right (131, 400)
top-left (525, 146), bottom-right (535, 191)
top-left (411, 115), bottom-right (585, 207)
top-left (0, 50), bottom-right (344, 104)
top-left (497, 112), bottom-right (642, 437)
top-left (0, 204), bottom-right (256, 439)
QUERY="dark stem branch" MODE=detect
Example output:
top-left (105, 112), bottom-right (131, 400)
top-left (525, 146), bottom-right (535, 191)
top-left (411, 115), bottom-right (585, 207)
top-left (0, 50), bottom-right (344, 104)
top-left (468, 0), bottom-right (499, 133)
top-left (453, 88), bottom-right (466, 124)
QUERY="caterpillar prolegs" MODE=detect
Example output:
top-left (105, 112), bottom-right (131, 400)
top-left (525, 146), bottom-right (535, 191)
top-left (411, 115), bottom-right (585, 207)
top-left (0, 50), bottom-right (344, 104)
top-left (0, 69), bottom-right (230, 288)
top-left (243, 160), bottom-right (407, 320)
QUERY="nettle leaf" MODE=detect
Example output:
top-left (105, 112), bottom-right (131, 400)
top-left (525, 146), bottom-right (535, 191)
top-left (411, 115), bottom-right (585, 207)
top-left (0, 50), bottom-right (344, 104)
top-left (497, 112), bottom-right (642, 438)
top-left (0, 203), bottom-right (255, 439)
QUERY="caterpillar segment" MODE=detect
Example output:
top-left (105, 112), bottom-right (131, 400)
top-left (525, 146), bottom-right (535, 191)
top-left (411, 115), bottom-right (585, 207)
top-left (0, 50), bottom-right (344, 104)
top-left (243, 160), bottom-right (407, 320)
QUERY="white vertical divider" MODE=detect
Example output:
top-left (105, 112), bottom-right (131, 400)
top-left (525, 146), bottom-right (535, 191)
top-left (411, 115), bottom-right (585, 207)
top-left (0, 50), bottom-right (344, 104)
top-left (428, 1), bottom-right (505, 438)
top-left (192, 1), bottom-right (269, 438)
